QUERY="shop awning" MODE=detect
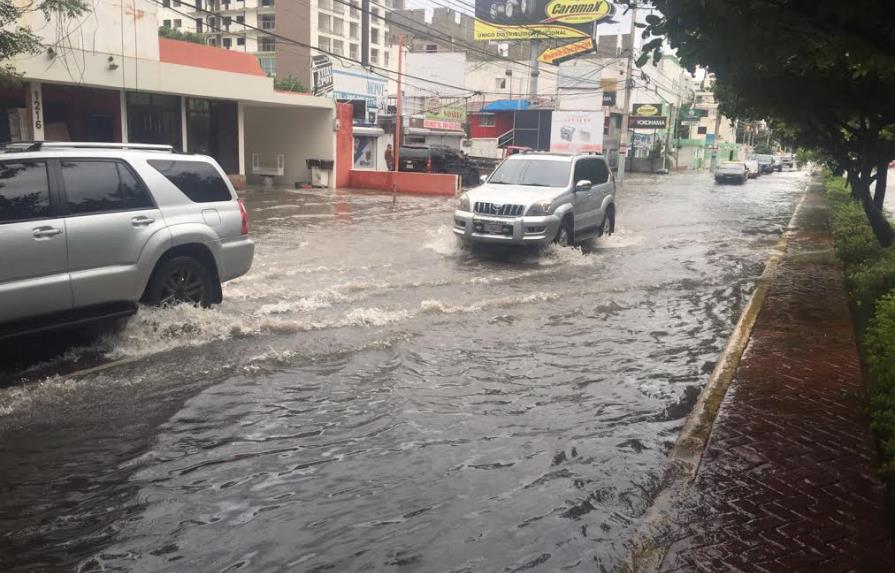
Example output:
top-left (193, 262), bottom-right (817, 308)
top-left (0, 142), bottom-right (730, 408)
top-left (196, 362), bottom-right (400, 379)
top-left (482, 100), bottom-right (530, 112)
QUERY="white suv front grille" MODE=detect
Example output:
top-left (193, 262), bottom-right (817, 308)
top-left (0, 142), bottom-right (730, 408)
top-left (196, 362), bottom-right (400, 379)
top-left (473, 202), bottom-right (524, 217)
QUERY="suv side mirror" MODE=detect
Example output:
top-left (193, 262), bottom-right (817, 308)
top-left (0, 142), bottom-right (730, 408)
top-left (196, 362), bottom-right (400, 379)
top-left (575, 179), bottom-right (592, 192)
top-left (480, 174), bottom-right (488, 184)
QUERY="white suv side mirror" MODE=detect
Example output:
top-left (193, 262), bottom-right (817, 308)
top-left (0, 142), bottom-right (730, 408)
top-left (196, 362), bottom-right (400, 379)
top-left (480, 174), bottom-right (488, 184)
top-left (575, 179), bottom-right (592, 192)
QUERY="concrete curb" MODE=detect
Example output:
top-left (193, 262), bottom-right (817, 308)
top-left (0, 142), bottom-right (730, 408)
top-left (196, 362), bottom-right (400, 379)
top-left (621, 178), bottom-right (817, 572)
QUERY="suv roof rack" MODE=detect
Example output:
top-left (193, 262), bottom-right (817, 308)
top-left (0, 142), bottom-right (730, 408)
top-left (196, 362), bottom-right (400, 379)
top-left (2, 141), bottom-right (175, 153)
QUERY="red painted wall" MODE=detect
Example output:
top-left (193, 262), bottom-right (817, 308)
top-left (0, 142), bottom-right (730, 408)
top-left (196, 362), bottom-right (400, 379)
top-left (335, 103), bottom-right (354, 188)
top-left (469, 112), bottom-right (514, 139)
top-left (159, 38), bottom-right (265, 76)
top-left (348, 170), bottom-right (458, 197)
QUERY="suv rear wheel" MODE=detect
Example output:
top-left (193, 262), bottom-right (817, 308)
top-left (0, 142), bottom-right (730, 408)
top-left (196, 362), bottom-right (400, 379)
top-left (145, 256), bottom-right (216, 308)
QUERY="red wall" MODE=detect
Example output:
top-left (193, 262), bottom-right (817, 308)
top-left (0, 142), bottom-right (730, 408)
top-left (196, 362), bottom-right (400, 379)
top-left (348, 170), bottom-right (458, 196)
top-left (335, 103), bottom-right (354, 188)
top-left (469, 112), bottom-right (514, 139)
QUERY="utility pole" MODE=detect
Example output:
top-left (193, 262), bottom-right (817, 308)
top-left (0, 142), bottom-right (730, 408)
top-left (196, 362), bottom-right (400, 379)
top-left (616, 2), bottom-right (637, 186)
top-left (709, 103), bottom-right (722, 170)
top-left (662, 102), bottom-right (675, 172)
top-left (361, 0), bottom-right (370, 67)
top-left (394, 35), bottom-right (403, 172)
top-left (528, 40), bottom-right (540, 102)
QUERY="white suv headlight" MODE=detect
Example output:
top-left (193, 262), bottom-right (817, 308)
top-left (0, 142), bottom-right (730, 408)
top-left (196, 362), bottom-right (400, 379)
top-left (526, 200), bottom-right (552, 216)
top-left (457, 193), bottom-right (471, 211)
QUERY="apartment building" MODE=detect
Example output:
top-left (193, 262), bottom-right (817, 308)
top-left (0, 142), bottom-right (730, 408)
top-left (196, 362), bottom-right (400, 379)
top-left (158, 0), bottom-right (401, 83)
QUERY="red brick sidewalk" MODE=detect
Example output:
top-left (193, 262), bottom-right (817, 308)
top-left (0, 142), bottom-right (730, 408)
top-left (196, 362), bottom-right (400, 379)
top-left (655, 185), bottom-right (894, 572)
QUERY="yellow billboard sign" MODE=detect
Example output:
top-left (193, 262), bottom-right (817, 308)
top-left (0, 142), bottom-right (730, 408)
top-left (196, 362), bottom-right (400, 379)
top-left (474, 0), bottom-right (614, 41)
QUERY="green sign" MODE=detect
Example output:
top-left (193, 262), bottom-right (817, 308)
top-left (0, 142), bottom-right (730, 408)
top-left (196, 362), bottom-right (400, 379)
top-left (679, 108), bottom-right (708, 120)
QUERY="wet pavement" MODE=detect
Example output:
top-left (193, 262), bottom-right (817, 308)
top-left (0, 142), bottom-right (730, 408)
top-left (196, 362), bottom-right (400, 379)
top-left (654, 183), bottom-right (894, 572)
top-left (0, 171), bottom-right (806, 572)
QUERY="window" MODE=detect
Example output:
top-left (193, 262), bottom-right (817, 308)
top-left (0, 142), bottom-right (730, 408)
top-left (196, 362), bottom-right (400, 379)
top-left (0, 161), bottom-right (51, 223)
top-left (370, 48), bottom-right (379, 64)
top-left (236, 15), bottom-right (244, 24)
top-left (495, 77), bottom-right (506, 89)
top-left (371, 28), bottom-right (379, 44)
top-left (173, 0), bottom-right (181, 6)
top-left (173, 19), bottom-right (182, 28)
top-left (318, 13), bottom-right (330, 33)
top-left (350, 0), bottom-right (359, 18)
top-left (478, 114), bottom-right (496, 127)
top-left (350, 22), bottom-right (358, 39)
top-left (223, 37), bottom-right (232, 48)
top-left (162, 0), bottom-right (170, 6)
top-left (425, 44), bottom-right (438, 52)
top-left (195, 18), bottom-right (203, 32)
top-left (318, 0), bottom-right (331, 9)
top-left (697, 126), bottom-right (708, 135)
top-left (318, 36), bottom-right (330, 52)
top-left (237, 37), bottom-right (245, 46)
top-left (61, 161), bottom-right (153, 215)
top-left (260, 14), bottom-right (275, 30)
top-left (333, 39), bottom-right (344, 55)
top-left (349, 43), bottom-right (358, 59)
top-left (148, 160), bottom-right (232, 203)
top-left (384, 51), bottom-right (389, 66)
top-left (333, 18), bottom-right (344, 35)
top-left (223, 16), bottom-right (232, 30)
top-left (258, 55), bottom-right (276, 75)
top-left (371, 7), bottom-right (379, 16)
top-left (163, 19), bottom-right (171, 28)
top-left (260, 0), bottom-right (274, 6)
top-left (259, 35), bottom-right (275, 52)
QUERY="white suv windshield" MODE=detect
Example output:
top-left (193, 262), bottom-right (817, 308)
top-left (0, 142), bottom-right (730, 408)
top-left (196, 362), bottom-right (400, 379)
top-left (488, 159), bottom-right (570, 187)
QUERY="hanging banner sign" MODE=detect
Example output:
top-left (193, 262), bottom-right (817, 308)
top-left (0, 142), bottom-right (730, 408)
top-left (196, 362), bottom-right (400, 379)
top-left (629, 116), bottom-right (668, 129)
top-left (678, 108), bottom-right (708, 120)
top-left (474, 0), bottom-right (615, 41)
top-left (602, 91), bottom-right (616, 106)
top-left (537, 37), bottom-right (596, 65)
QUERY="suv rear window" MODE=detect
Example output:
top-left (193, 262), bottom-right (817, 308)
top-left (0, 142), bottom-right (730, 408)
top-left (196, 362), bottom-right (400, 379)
top-left (0, 161), bottom-right (50, 223)
top-left (148, 160), bottom-right (232, 203)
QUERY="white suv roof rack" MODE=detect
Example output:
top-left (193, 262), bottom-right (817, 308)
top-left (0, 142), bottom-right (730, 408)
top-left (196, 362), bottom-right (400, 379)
top-left (2, 141), bottom-right (175, 152)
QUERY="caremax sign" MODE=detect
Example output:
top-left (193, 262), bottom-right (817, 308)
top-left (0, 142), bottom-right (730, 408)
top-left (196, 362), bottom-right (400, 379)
top-left (474, 0), bottom-right (614, 41)
top-left (632, 103), bottom-right (662, 117)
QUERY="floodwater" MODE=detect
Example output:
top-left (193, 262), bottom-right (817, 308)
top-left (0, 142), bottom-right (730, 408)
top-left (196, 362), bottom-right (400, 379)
top-left (0, 171), bottom-right (806, 572)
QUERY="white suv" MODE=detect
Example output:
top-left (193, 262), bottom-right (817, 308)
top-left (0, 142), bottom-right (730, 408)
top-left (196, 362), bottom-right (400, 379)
top-left (0, 142), bottom-right (254, 338)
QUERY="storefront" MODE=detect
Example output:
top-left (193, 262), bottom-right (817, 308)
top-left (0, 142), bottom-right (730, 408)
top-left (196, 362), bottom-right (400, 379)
top-left (126, 92), bottom-right (182, 151)
top-left (352, 126), bottom-right (388, 171)
top-left (187, 98), bottom-right (239, 175)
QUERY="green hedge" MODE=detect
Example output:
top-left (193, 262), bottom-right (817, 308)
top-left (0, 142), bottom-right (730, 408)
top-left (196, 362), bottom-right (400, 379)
top-left (826, 175), bottom-right (895, 497)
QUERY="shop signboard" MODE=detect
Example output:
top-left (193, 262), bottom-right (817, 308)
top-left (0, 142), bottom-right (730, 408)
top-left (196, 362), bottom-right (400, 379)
top-left (423, 96), bottom-right (467, 131)
top-left (602, 91), bottom-right (616, 106)
top-left (537, 38), bottom-right (596, 65)
top-left (632, 103), bottom-right (663, 117)
top-left (474, 0), bottom-right (615, 41)
top-left (629, 116), bottom-right (668, 129)
top-left (678, 108), bottom-right (708, 121)
top-left (550, 110), bottom-right (604, 153)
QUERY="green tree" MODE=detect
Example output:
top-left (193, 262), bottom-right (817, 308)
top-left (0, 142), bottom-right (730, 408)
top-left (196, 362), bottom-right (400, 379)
top-left (274, 75), bottom-right (308, 92)
top-left (632, 0), bottom-right (895, 245)
top-left (158, 25), bottom-right (205, 45)
top-left (0, 0), bottom-right (87, 85)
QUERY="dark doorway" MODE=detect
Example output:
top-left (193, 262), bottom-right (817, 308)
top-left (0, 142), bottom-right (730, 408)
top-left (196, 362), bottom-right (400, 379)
top-left (186, 98), bottom-right (239, 174)
top-left (126, 92), bottom-right (182, 151)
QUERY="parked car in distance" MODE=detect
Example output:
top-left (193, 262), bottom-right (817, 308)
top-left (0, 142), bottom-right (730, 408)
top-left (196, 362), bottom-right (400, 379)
top-left (453, 152), bottom-right (616, 247)
top-left (754, 154), bottom-right (775, 174)
top-left (0, 142), bottom-right (254, 340)
top-left (780, 153), bottom-right (794, 169)
top-left (772, 155), bottom-right (783, 172)
top-left (715, 161), bottom-right (748, 184)
top-left (744, 159), bottom-right (760, 178)
top-left (399, 144), bottom-right (480, 186)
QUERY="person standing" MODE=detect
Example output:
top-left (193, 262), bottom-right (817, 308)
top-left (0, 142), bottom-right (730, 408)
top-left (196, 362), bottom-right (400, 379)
top-left (385, 144), bottom-right (394, 171)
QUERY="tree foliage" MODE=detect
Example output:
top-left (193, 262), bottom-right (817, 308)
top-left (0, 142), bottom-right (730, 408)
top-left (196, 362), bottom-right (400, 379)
top-left (274, 75), bottom-right (308, 93)
top-left (158, 25), bottom-right (205, 45)
top-left (631, 0), bottom-right (895, 245)
top-left (0, 0), bottom-right (87, 85)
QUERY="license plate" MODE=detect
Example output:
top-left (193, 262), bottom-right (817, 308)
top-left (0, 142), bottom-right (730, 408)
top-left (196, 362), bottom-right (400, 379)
top-left (484, 223), bottom-right (505, 234)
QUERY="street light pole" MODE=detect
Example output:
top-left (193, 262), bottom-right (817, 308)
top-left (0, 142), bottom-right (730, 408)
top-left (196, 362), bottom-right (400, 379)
top-left (617, 2), bottom-right (637, 186)
top-left (394, 35), bottom-right (403, 172)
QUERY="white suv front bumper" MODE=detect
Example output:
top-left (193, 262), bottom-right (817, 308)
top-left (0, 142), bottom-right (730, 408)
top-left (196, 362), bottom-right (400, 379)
top-left (452, 210), bottom-right (561, 246)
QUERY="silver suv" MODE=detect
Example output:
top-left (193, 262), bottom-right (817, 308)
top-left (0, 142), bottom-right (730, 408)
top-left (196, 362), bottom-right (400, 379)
top-left (0, 142), bottom-right (254, 338)
top-left (453, 152), bottom-right (616, 246)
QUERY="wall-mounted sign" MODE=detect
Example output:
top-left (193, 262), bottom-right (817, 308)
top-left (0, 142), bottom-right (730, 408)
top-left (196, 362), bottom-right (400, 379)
top-left (423, 97), bottom-right (466, 131)
top-left (474, 0), bottom-right (615, 41)
top-left (312, 55), bottom-right (333, 97)
top-left (632, 103), bottom-right (662, 117)
top-left (602, 91), bottom-right (616, 106)
top-left (678, 108), bottom-right (708, 120)
top-left (629, 116), bottom-right (668, 129)
top-left (537, 38), bottom-right (596, 65)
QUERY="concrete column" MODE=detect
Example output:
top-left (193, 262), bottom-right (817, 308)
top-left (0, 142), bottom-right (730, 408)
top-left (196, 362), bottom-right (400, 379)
top-left (27, 82), bottom-right (45, 141)
top-left (120, 90), bottom-right (129, 142)
top-left (180, 96), bottom-right (188, 152)
top-left (237, 101), bottom-right (246, 176)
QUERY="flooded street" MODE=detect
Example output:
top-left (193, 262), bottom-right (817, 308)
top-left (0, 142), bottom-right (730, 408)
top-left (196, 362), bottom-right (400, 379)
top-left (0, 171), bottom-right (806, 572)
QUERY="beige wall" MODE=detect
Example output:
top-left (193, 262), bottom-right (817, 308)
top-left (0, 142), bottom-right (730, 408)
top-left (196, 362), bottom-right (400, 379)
top-left (275, 0), bottom-right (312, 84)
top-left (244, 106), bottom-right (335, 186)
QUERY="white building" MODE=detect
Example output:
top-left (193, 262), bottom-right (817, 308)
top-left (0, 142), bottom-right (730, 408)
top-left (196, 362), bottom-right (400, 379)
top-left (7, 0), bottom-right (337, 187)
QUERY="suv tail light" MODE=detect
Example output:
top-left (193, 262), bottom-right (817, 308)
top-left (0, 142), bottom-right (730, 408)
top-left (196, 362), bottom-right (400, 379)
top-left (238, 198), bottom-right (249, 235)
